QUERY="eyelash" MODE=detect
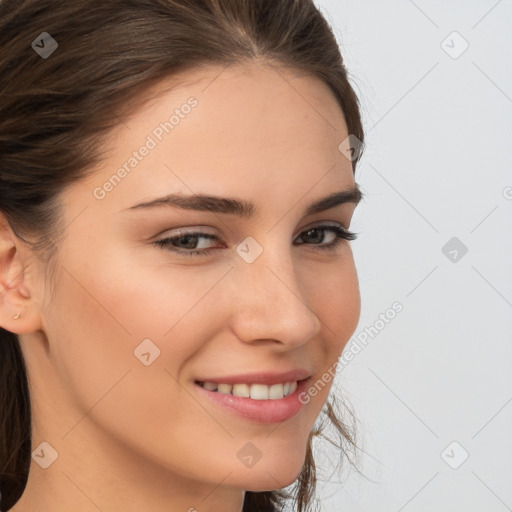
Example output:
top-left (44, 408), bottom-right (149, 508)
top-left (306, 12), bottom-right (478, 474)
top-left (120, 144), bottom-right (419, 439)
top-left (153, 224), bottom-right (358, 257)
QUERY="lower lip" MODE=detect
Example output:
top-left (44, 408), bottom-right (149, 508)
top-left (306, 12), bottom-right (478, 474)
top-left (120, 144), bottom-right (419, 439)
top-left (193, 378), bottom-right (311, 424)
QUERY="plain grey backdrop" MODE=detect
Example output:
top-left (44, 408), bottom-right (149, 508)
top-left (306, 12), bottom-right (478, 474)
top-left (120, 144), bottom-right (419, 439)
top-left (295, 1), bottom-right (512, 511)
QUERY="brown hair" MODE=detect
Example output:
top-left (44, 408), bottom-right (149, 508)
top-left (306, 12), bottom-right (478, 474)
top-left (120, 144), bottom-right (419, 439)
top-left (0, 0), bottom-right (365, 510)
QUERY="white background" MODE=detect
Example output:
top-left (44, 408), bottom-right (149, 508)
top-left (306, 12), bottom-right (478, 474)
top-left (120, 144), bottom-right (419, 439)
top-left (302, 1), bottom-right (512, 511)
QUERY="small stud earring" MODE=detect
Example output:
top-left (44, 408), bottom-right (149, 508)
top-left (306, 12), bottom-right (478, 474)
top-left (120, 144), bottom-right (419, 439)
top-left (13, 312), bottom-right (21, 320)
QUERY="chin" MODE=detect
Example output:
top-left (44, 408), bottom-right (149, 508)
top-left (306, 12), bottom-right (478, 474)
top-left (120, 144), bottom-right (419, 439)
top-left (232, 452), bottom-right (307, 492)
top-left (243, 468), bottom-right (304, 492)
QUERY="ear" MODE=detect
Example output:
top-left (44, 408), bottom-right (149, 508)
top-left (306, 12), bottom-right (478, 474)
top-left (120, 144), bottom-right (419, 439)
top-left (0, 214), bottom-right (43, 334)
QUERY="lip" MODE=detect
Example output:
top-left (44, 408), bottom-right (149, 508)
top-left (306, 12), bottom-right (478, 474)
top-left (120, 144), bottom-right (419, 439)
top-left (194, 368), bottom-right (312, 386)
top-left (193, 376), bottom-right (312, 424)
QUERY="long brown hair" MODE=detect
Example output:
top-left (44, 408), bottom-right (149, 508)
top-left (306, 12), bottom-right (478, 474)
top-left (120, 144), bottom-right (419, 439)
top-left (0, 1), bottom-right (365, 510)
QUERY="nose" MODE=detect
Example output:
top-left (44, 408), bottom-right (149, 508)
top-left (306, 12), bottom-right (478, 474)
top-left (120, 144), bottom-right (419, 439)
top-left (228, 242), bottom-right (322, 350)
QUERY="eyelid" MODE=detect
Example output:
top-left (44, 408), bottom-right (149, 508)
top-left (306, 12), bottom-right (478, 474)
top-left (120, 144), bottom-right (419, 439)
top-left (153, 218), bottom-right (352, 240)
top-left (155, 224), bottom-right (327, 245)
top-left (301, 219), bottom-right (351, 232)
top-left (152, 225), bottom-right (217, 240)
top-left (152, 221), bottom-right (358, 258)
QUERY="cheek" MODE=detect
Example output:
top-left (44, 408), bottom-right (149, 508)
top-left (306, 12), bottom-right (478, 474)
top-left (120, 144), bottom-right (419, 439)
top-left (45, 263), bottom-right (142, 410)
top-left (333, 265), bottom-right (361, 349)
top-left (86, 246), bottom-right (230, 340)
top-left (290, 253), bottom-right (359, 410)
top-left (45, 243), bottom-right (229, 420)
top-left (44, 255), bottom-right (225, 472)
top-left (304, 252), bottom-right (361, 352)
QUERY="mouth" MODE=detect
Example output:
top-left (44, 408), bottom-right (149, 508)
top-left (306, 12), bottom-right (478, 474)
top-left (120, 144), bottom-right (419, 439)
top-left (194, 378), bottom-right (309, 400)
top-left (193, 376), bottom-right (312, 423)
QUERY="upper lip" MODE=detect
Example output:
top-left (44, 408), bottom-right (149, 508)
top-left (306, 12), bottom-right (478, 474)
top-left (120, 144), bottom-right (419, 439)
top-left (195, 368), bottom-right (312, 386)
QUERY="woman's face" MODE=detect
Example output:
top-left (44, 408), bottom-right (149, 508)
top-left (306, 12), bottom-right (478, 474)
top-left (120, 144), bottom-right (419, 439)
top-left (17, 61), bottom-right (361, 508)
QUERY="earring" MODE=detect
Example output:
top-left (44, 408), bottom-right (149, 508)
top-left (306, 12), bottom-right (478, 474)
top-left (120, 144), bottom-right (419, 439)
top-left (13, 312), bottom-right (21, 320)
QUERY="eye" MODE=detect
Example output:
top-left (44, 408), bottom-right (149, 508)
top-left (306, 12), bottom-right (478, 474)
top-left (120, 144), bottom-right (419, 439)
top-left (153, 224), bottom-right (358, 257)
top-left (154, 230), bottom-right (220, 257)
top-left (294, 225), bottom-right (357, 253)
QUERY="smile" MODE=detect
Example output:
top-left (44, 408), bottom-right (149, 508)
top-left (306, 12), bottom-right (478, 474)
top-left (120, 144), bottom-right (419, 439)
top-left (193, 377), bottom-right (312, 423)
top-left (195, 380), bottom-right (298, 400)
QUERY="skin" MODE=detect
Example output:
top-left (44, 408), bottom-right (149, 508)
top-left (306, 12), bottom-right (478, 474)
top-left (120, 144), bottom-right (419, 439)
top-left (0, 60), bottom-right (361, 512)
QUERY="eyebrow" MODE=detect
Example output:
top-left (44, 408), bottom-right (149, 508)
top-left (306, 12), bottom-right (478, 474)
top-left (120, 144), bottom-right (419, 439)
top-left (125, 183), bottom-right (363, 218)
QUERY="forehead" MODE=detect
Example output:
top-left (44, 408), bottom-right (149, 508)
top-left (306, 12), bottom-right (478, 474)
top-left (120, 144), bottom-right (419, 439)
top-left (73, 61), bottom-right (355, 217)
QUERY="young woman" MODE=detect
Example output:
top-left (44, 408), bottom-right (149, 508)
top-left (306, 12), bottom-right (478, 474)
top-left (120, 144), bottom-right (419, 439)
top-left (0, 1), bottom-right (365, 510)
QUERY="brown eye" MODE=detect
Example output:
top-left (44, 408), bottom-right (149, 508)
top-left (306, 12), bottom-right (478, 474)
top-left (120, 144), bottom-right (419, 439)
top-left (154, 231), bottom-right (220, 257)
top-left (294, 225), bottom-right (358, 252)
top-left (153, 224), bottom-right (358, 257)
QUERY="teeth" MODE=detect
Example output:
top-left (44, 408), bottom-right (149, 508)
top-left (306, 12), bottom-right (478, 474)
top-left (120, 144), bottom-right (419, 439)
top-left (199, 380), bottom-right (298, 400)
top-left (217, 383), bottom-right (232, 394)
top-left (269, 384), bottom-right (284, 399)
top-left (250, 384), bottom-right (270, 400)
top-left (233, 383), bottom-right (250, 398)
top-left (203, 381), bottom-right (218, 391)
